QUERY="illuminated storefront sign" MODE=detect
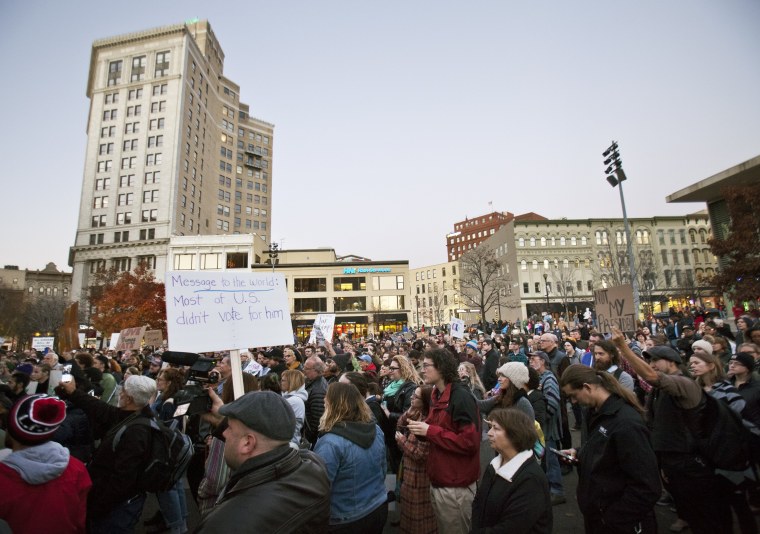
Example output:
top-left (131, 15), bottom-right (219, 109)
top-left (343, 267), bottom-right (392, 274)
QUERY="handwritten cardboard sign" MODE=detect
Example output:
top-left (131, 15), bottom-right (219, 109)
top-left (450, 317), bottom-right (465, 339)
top-left (143, 329), bottom-right (164, 347)
top-left (114, 326), bottom-right (147, 351)
top-left (594, 284), bottom-right (636, 333)
top-left (165, 271), bottom-right (293, 353)
top-left (308, 314), bottom-right (336, 345)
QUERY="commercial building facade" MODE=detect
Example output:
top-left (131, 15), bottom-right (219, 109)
top-left (251, 249), bottom-right (410, 340)
top-left (69, 20), bottom-right (274, 306)
top-left (408, 261), bottom-right (463, 328)
top-left (505, 214), bottom-right (720, 320)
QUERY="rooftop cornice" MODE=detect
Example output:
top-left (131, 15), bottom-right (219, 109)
top-left (92, 23), bottom-right (188, 49)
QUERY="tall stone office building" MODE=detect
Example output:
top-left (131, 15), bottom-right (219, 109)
top-left (69, 20), bottom-right (274, 302)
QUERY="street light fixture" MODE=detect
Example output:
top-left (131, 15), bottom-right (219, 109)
top-left (603, 141), bottom-right (640, 318)
top-left (543, 272), bottom-right (550, 311)
top-left (267, 242), bottom-right (279, 273)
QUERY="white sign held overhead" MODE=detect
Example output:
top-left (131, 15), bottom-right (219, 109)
top-left (450, 318), bottom-right (465, 339)
top-left (308, 314), bottom-right (336, 345)
top-left (165, 271), bottom-right (293, 353)
top-left (108, 333), bottom-right (120, 350)
top-left (32, 337), bottom-right (55, 351)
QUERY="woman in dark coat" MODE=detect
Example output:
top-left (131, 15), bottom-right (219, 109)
top-left (471, 408), bottom-right (552, 534)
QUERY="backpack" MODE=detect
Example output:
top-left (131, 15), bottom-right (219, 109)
top-left (112, 414), bottom-right (194, 492)
top-left (693, 392), bottom-right (754, 472)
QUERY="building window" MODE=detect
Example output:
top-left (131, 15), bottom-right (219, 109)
top-left (144, 171), bottom-right (160, 184)
top-left (530, 237), bottom-right (536, 247)
top-left (295, 298), bottom-right (327, 313)
top-left (372, 275), bottom-right (405, 291)
top-left (520, 260), bottom-right (527, 271)
top-left (90, 215), bottom-right (106, 228)
top-left (116, 212), bottom-right (132, 225)
top-left (294, 278), bottom-right (327, 292)
top-left (535, 282), bottom-right (541, 293)
top-left (95, 177), bottom-right (111, 190)
top-left (155, 51), bottom-right (170, 77)
top-left (113, 257), bottom-right (131, 272)
top-left (137, 255), bottom-right (156, 269)
top-left (141, 209), bottom-right (157, 222)
top-left (93, 196), bottom-right (109, 209)
top-left (113, 230), bottom-right (129, 243)
top-left (174, 254), bottom-right (194, 270)
top-left (333, 297), bottom-right (366, 312)
top-left (107, 60), bottom-right (122, 86)
top-left (200, 253), bottom-right (222, 270)
top-left (117, 193), bottom-right (134, 206)
top-left (523, 283), bottom-right (529, 294)
top-left (372, 295), bottom-right (405, 311)
top-left (130, 56), bottom-right (146, 82)
top-left (532, 260), bottom-right (538, 270)
top-left (142, 190), bottom-right (158, 203)
top-left (139, 229), bottom-right (155, 240)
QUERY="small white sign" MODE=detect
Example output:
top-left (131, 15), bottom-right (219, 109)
top-left (308, 314), bottom-right (336, 345)
top-left (108, 333), bottom-right (120, 350)
top-left (31, 337), bottom-right (55, 351)
top-left (165, 271), bottom-right (293, 353)
top-left (450, 318), bottom-right (465, 339)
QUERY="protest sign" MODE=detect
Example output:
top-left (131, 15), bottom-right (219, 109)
top-left (593, 284), bottom-right (636, 333)
top-left (450, 317), bottom-right (465, 339)
top-left (108, 333), bottom-right (120, 350)
top-left (114, 326), bottom-right (147, 351)
top-left (165, 271), bottom-right (293, 353)
top-left (32, 337), bottom-right (55, 351)
top-left (143, 329), bottom-right (164, 347)
top-left (308, 314), bottom-right (336, 345)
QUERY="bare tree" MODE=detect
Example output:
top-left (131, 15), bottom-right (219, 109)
top-left (550, 263), bottom-right (578, 319)
top-left (459, 246), bottom-right (510, 324)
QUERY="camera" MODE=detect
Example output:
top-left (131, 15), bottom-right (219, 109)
top-left (161, 351), bottom-right (219, 417)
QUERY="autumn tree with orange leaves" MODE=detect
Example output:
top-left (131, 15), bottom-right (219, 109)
top-left (89, 262), bottom-right (166, 335)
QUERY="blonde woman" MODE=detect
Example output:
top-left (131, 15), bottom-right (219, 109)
top-left (384, 355), bottom-right (422, 473)
top-left (458, 361), bottom-right (486, 400)
top-left (314, 382), bottom-right (388, 533)
top-left (281, 369), bottom-right (307, 449)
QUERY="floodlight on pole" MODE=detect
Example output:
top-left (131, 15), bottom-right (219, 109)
top-left (602, 141), bottom-right (640, 321)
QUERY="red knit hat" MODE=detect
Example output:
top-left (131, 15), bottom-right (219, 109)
top-left (7, 395), bottom-right (66, 445)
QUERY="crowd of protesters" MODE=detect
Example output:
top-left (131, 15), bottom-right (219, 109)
top-left (1, 305), bottom-right (760, 533)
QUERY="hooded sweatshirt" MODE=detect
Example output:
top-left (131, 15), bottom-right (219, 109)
top-left (283, 385), bottom-right (308, 448)
top-left (314, 421), bottom-right (387, 524)
top-left (0, 441), bottom-right (92, 533)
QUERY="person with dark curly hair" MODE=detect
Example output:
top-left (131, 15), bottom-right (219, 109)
top-left (408, 348), bottom-right (480, 533)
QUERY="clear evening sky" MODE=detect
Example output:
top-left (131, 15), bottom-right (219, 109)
top-left (1, 1), bottom-right (758, 271)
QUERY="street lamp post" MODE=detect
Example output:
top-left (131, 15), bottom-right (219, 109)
top-left (543, 273), bottom-right (550, 313)
top-left (603, 141), bottom-right (641, 319)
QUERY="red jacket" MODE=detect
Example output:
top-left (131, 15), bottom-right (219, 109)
top-left (425, 381), bottom-right (481, 487)
top-left (0, 447), bottom-right (91, 534)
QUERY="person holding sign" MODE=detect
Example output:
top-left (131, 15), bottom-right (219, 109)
top-left (610, 326), bottom-right (732, 534)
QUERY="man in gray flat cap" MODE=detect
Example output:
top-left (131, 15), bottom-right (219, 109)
top-left (194, 391), bottom-right (330, 533)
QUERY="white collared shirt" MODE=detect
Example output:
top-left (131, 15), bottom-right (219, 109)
top-left (490, 449), bottom-right (534, 482)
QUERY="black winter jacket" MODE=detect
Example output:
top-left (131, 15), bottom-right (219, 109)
top-left (577, 395), bottom-right (661, 531)
top-left (65, 388), bottom-right (154, 519)
top-left (471, 455), bottom-right (553, 534)
top-left (194, 445), bottom-right (330, 533)
top-left (305, 376), bottom-right (328, 444)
